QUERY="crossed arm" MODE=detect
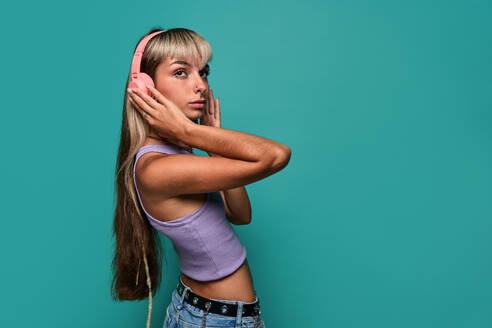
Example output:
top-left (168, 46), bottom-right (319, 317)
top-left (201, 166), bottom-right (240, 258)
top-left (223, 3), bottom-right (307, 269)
top-left (219, 187), bottom-right (252, 225)
top-left (206, 151), bottom-right (251, 225)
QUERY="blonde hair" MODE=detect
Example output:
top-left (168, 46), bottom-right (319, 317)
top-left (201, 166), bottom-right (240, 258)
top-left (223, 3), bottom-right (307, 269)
top-left (111, 27), bottom-right (213, 328)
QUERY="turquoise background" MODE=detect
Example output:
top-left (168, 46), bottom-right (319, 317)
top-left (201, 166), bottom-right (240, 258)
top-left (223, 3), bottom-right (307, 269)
top-left (1, 0), bottom-right (491, 327)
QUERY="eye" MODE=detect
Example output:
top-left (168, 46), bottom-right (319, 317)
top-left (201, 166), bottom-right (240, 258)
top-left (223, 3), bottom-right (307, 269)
top-left (173, 69), bottom-right (187, 78)
top-left (173, 68), bottom-right (210, 79)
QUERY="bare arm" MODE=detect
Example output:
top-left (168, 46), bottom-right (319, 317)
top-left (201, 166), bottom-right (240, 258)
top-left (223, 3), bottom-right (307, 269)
top-left (180, 122), bottom-right (290, 167)
top-left (219, 188), bottom-right (251, 225)
top-left (137, 126), bottom-right (291, 197)
top-left (130, 86), bottom-right (292, 197)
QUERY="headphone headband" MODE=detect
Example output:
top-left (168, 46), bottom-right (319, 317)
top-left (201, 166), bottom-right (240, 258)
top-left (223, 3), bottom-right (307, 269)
top-left (130, 30), bottom-right (166, 80)
top-left (128, 30), bottom-right (166, 97)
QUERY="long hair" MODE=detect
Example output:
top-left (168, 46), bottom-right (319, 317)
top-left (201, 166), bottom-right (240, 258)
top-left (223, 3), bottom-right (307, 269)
top-left (110, 26), bottom-right (212, 306)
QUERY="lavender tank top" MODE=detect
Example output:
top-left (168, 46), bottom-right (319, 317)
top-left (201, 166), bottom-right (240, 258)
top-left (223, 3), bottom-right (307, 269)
top-left (132, 144), bottom-right (247, 281)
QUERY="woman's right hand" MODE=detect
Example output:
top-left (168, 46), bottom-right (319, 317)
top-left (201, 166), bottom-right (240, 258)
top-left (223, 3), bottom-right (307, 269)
top-left (127, 86), bottom-right (193, 146)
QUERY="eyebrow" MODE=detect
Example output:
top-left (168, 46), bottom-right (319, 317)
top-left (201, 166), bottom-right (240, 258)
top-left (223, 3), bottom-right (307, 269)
top-left (170, 60), bottom-right (191, 67)
top-left (170, 60), bottom-right (209, 70)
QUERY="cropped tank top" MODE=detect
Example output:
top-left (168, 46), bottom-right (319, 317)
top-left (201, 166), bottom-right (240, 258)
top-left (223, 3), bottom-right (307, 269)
top-left (132, 144), bottom-right (247, 281)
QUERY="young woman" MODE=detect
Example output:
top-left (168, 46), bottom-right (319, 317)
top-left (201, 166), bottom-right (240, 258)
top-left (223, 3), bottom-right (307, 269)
top-left (111, 27), bottom-right (291, 328)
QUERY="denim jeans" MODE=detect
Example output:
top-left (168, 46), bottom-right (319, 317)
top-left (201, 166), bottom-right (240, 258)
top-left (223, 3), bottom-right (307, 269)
top-left (163, 277), bottom-right (265, 328)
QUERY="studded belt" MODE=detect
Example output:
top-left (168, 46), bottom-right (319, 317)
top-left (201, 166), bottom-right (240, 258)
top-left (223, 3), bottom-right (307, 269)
top-left (177, 279), bottom-right (261, 317)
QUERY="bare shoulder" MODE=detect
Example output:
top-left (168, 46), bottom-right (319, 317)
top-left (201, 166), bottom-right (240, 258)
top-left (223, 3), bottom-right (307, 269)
top-left (135, 151), bottom-right (170, 174)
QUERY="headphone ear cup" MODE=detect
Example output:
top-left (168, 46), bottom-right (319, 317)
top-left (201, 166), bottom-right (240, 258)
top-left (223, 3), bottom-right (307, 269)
top-left (128, 73), bottom-right (155, 98)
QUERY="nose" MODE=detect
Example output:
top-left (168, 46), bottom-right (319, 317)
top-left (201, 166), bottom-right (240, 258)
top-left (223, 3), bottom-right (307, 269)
top-left (193, 73), bottom-right (207, 94)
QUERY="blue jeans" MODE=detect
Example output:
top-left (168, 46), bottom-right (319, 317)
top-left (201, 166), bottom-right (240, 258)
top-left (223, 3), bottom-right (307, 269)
top-left (163, 277), bottom-right (266, 328)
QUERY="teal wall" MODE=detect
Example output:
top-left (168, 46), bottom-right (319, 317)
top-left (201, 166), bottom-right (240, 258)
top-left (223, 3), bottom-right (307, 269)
top-left (1, 0), bottom-right (491, 327)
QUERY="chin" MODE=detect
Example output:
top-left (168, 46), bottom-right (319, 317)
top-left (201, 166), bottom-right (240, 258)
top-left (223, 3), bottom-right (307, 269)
top-left (185, 112), bottom-right (200, 120)
top-left (191, 111), bottom-right (204, 118)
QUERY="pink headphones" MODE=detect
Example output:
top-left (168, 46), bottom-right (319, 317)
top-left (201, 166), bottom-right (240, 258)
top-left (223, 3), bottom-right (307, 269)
top-left (128, 30), bottom-right (166, 98)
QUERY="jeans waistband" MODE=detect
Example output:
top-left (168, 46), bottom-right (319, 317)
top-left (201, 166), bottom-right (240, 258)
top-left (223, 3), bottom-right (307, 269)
top-left (175, 275), bottom-right (262, 322)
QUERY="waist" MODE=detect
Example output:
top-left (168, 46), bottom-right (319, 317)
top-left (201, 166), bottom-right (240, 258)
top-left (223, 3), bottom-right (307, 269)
top-left (180, 258), bottom-right (257, 302)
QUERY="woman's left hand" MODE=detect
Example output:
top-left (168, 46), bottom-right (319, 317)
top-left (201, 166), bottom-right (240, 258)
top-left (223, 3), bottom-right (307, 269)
top-left (200, 89), bottom-right (221, 128)
top-left (200, 89), bottom-right (222, 157)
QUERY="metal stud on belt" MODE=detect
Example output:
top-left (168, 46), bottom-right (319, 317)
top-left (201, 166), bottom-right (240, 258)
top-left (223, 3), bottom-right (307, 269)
top-left (253, 304), bottom-right (261, 327)
top-left (201, 301), bottom-right (211, 328)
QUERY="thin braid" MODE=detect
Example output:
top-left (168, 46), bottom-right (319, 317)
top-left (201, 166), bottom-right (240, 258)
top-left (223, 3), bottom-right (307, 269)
top-left (142, 246), bottom-right (152, 328)
top-left (135, 257), bottom-right (141, 286)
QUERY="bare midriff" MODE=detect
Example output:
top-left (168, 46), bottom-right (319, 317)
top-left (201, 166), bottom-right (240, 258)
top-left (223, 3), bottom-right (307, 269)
top-left (180, 258), bottom-right (257, 303)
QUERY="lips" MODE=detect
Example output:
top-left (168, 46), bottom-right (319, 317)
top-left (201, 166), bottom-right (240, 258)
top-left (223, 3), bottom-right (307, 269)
top-left (189, 102), bottom-right (205, 109)
top-left (190, 99), bottom-right (206, 104)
